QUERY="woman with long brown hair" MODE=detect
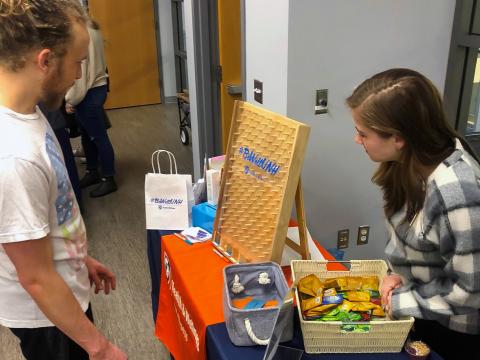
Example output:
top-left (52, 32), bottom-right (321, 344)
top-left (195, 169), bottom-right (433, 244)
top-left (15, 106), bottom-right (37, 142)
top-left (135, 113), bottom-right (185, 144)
top-left (347, 68), bottom-right (480, 358)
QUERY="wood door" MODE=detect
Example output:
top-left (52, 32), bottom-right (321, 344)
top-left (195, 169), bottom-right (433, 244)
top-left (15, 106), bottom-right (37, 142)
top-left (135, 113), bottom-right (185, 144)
top-left (88, 0), bottom-right (161, 109)
top-left (217, 0), bottom-right (241, 151)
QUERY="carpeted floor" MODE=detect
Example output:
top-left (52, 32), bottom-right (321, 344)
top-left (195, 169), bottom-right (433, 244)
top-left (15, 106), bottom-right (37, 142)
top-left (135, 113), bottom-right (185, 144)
top-left (0, 103), bottom-right (193, 359)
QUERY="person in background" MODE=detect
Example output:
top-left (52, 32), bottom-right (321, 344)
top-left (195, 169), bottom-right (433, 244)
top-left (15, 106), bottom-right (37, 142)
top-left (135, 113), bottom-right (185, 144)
top-left (346, 68), bottom-right (480, 358)
top-left (0, 1), bottom-right (126, 358)
top-left (38, 102), bottom-right (83, 211)
top-left (66, 19), bottom-right (117, 198)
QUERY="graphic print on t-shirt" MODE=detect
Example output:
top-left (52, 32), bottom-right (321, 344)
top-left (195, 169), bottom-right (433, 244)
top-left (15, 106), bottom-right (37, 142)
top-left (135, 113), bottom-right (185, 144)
top-left (45, 132), bottom-right (74, 225)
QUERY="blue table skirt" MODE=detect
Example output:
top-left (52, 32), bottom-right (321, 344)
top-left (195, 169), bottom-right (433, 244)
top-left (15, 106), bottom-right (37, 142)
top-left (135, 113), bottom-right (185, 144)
top-left (147, 229), bottom-right (178, 321)
top-left (206, 310), bottom-right (443, 360)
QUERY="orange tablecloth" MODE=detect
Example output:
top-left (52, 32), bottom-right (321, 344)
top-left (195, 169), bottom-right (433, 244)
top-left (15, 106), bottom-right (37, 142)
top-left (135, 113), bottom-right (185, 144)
top-left (155, 235), bottom-right (227, 360)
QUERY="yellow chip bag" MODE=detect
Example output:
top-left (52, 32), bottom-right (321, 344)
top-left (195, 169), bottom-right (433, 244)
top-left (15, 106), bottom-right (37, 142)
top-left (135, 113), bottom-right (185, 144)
top-left (346, 291), bottom-right (370, 302)
top-left (301, 296), bottom-right (323, 312)
top-left (298, 274), bottom-right (324, 297)
top-left (361, 276), bottom-right (379, 291)
top-left (351, 302), bottom-right (380, 312)
top-left (335, 277), bottom-right (347, 290)
top-left (324, 278), bottom-right (339, 289)
top-left (338, 300), bottom-right (355, 312)
top-left (372, 307), bottom-right (385, 317)
top-left (346, 277), bottom-right (363, 290)
top-left (304, 304), bottom-right (337, 317)
top-left (324, 288), bottom-right (337, 296)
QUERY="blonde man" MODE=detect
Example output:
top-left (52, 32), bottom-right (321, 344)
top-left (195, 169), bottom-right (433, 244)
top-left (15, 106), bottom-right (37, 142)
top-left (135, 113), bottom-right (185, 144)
top-left (0, 1), bottom-right (126, 358)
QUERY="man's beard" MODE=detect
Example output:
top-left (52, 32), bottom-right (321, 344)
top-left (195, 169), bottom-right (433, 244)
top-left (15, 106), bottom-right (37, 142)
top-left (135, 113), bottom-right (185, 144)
top-left (41, 63), bottom-right (67, 111)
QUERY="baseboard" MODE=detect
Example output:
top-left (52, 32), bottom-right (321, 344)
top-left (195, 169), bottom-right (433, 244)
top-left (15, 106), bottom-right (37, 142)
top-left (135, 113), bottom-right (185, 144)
top-left (164, 96), bottom-right (177, 104)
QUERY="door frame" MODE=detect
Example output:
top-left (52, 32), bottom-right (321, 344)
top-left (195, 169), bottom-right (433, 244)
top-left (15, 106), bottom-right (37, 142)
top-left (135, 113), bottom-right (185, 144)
top-left (152, 0), bottom-right (166, 104)
top-left (444, 0), bottom-right (480, 155)
top-left (241, 0), bottom-right (246, 101)
top-left (183, 0), bottom-right (217, 179)
top-left (184, 0), bottom-right (222, 179)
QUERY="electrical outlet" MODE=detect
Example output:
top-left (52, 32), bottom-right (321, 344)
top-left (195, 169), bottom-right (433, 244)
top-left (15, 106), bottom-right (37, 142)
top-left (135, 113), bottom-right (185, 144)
top-left (315, 89), bottom-right (328, 114)
top-left (357, 225), bottom-right (370, 245)
top-left (337, 229), bottom-right (349, 249)
top-left (254, 79), bottom-right (263, 104)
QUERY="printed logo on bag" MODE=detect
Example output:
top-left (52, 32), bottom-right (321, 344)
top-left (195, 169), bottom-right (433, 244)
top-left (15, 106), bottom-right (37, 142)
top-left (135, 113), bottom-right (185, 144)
top-left (150, 197), bottom-right (184, 210)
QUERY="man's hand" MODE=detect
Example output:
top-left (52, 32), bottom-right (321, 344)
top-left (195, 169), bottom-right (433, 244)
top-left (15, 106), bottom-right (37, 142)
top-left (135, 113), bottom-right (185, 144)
top-left (85, 256), bottom-right (116, 295)
top-left (380, 274), bottom-right (403, 313)
top-left (65, 102), bottom-right (75, 114)
top-left (90, 341), bottom-right (128, 360)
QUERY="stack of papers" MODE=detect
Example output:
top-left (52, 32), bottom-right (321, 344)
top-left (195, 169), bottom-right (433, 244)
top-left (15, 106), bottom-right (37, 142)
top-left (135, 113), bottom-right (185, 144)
top-left (180, 227), bottom-right (212, 244)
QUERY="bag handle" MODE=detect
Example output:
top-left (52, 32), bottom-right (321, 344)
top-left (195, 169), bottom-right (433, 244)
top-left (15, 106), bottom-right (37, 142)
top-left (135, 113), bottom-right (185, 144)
top-left (244, 318), bottom-right (269, 345)
top-left (151, 150), bottom-right (178, 174)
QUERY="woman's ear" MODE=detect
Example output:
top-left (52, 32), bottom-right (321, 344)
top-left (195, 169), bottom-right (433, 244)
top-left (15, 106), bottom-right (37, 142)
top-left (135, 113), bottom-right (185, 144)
top-left (393, 134), bottom-right (406, 150)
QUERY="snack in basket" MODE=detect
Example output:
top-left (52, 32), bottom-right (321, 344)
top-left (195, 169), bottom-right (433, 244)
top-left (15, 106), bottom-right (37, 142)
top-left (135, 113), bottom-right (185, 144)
top-left (298, 274), bottom-right (324, 297)
top-left (361, 276), bottom-right (379, 291)
top-left (323, 288), bottom-right (337, 296)
top-left (298, 274), bottom-right (386, 321)
top-left (301, 296), bottom-right (323, 311)
top-left (313, 308), bottom-right (362, 322)
top-left (303, 304), bottom-right (337, 318)
top-left (343, 290), bottom-right (370, 302)
top-left (322, 294), bottom-right (343, 304)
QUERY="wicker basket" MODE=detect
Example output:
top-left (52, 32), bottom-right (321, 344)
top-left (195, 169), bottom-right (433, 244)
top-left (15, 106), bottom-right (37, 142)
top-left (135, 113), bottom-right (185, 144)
top-left (291, 260), bottom-right (414, 353)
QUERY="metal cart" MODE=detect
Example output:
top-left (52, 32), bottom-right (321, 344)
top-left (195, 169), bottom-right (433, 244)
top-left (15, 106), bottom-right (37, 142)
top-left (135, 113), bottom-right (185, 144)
top-left (177, 91), bottom-right (191, 145)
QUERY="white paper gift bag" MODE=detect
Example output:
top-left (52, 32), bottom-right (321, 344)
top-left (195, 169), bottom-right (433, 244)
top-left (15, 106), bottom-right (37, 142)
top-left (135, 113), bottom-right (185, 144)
top-left (145, 150), bottom-right (193, 230)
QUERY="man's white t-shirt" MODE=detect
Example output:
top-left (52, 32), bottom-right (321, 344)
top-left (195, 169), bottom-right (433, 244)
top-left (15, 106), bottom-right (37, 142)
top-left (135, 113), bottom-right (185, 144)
top-left (0, 106), bottom-right (90, 328)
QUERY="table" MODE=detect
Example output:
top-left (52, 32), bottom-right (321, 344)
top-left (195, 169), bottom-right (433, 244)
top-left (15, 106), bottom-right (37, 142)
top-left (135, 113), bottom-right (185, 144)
top-left (150, 233), bottom-right (442, 360)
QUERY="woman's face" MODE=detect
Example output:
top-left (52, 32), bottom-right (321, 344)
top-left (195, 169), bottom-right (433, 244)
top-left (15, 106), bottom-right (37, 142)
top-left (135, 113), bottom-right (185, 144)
top-left (352, 108), bottom-right (404, 163)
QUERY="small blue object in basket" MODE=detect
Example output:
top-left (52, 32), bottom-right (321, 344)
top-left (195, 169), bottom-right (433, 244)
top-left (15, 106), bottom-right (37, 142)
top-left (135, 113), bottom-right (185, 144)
top-left (192, 202), bottom-right (216, 234)
top-left (244, 299), bottom-right (266, 310)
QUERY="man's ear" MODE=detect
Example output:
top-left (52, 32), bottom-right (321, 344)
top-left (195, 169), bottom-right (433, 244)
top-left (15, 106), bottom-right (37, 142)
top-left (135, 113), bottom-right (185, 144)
top-left (393, 134), bottom-right (406, 150)
top-left (36, 49), bottom-right (54, 72)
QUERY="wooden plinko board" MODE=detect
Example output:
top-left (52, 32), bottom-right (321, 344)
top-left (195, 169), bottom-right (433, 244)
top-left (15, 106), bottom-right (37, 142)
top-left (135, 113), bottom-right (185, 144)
top-left (213, 101), bottom-right (310, 263)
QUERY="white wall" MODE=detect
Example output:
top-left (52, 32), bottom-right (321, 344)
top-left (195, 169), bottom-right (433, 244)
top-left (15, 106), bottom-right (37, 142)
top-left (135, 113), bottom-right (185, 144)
top-left (245, 0), bottom-right (290, 115)
top-left (246, 0), bottom-right (456, 259)
top-left (157, 0), bottom-right (177, 100)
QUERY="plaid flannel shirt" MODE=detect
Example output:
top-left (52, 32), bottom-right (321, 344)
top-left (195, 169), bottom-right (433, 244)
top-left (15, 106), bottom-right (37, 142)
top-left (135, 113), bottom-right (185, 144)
top-left (386, 139), bottom-right (480, 334)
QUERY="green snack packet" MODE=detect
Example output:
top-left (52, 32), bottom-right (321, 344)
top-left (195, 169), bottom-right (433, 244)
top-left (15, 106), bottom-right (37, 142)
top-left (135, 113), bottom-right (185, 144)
top-left (319, 310), bottom-right (352, 322)
top-left (346, 312), bottom-right (362, 322)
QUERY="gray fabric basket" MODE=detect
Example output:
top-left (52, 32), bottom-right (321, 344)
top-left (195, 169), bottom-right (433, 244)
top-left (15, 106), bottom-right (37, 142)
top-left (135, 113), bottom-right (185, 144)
top-left (223, 262), bottom-right (294, 346)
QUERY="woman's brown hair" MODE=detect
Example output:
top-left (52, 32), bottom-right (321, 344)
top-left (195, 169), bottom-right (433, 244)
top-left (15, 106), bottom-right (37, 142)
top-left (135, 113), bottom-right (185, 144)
top-left (346, 68), bottom-right (475, 221)
top-left (0, 0), bottom-right (86, 72)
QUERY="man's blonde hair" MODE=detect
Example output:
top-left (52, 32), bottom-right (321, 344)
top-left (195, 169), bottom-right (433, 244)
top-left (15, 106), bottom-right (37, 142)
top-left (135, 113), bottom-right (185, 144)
top-left (0, 0), bottom-right (87, 71)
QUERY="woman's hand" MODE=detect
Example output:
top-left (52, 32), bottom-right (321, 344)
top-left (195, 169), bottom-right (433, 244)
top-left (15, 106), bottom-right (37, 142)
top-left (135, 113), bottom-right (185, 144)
top-left (380, 274), bottom-right (403, 313)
